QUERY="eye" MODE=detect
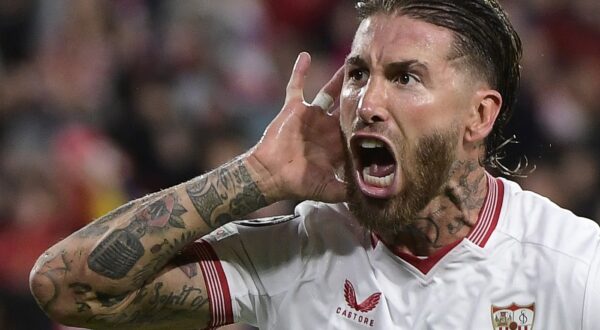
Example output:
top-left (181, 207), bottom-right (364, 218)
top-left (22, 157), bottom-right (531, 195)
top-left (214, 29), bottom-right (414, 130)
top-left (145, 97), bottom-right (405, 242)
top-left (394, 72), bottom-right (420, 85)
top-left (348, 68), bottom-right (369, 83)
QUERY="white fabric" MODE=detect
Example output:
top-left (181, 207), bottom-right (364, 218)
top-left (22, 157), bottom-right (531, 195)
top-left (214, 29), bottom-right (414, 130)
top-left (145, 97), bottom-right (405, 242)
top-left (201, 177), bottom-right (600, 329)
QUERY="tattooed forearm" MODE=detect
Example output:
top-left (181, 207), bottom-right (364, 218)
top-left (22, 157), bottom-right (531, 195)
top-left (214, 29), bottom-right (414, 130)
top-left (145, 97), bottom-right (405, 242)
top-left (32, 156), bottom-right (252, 328)
top-left (186, 159), bottom-right (267, 229)
top-left (88, 193), bottom-right (189, 280)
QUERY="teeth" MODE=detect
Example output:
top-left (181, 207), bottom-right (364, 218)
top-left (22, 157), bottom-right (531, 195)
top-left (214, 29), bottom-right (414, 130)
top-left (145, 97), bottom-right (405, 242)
top-left (362, 167), bottom-right (394, 187)
top-left (360, 138), bottom-right (384, 149)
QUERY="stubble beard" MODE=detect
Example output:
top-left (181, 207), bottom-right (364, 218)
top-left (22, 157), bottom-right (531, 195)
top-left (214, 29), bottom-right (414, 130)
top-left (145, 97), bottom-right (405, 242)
top-left (345, 127), bottom-right (459, 238)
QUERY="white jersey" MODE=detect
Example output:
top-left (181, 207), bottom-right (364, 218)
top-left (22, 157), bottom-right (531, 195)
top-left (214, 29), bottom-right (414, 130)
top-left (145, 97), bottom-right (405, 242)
top-left (193, 175), bottom-right (600, 329)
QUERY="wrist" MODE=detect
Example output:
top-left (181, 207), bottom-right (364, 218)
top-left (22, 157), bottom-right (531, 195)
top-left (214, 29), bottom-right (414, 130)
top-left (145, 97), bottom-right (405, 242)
top-left (243, 150), bottom-right (283, 203)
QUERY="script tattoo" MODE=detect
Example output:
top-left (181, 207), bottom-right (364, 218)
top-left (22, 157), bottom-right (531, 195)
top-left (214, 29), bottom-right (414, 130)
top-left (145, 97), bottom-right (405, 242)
top-left (186, 160), bottom-right (267, 229)
top-left (88, 194), bottom-right (188, 279)
top-left (88, 282), bottom-right (208, 326)
top-left (135, 282), bottom-right (208, 311)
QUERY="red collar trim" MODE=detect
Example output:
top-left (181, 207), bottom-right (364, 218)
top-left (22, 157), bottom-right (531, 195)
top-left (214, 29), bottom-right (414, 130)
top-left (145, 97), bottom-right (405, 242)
top-left (370, 173), bottom-right (504, 274)
top-left (466, 173), bottom-right (504, 247)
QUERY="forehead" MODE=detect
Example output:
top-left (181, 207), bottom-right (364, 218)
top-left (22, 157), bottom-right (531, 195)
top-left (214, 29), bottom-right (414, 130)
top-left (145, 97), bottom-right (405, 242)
top-left (350, 14), bottom-right (456, 65)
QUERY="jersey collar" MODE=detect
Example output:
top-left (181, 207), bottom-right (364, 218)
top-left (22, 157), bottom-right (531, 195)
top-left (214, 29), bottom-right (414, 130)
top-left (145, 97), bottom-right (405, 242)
top-left (370, 172), bottom-right (505, 274)
top-left (466, 172), bottom-right (504, 247)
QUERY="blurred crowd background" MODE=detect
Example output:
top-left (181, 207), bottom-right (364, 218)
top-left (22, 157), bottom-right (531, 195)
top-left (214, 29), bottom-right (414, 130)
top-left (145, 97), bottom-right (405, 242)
top-left (0, 0), bottom-right (598, 329)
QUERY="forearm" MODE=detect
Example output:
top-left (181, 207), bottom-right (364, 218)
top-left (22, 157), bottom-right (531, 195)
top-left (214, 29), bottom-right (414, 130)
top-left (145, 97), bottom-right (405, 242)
top-left (30, 155), bottom-right (269, 322)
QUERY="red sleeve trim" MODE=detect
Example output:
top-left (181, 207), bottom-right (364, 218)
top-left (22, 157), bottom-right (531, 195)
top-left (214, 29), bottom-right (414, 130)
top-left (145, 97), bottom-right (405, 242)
top-left (192, 240), bottom-right (234, 328)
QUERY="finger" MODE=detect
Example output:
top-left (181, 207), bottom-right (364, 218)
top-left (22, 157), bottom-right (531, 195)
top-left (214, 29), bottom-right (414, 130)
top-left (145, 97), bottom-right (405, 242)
top-left (311, 65), bottom-right (345, 113)
top-left (311, 92), bottom-right (334, 113)
top-left (286, 52), bottom-right (311, 104)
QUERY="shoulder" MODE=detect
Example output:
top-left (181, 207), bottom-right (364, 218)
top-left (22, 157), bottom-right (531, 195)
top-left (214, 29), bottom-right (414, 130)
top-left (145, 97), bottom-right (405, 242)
top-left (204, 201), bottom-right (367, 249)
top-left (294, 201), bottom-right (369, 246)
top-left (496, 178), bottom-right (600, 263)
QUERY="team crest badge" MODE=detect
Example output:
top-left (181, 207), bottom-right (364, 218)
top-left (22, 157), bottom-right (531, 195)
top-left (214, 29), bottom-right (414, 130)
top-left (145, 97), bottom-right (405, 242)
top-left (491, 302), bottom-right (535, 330)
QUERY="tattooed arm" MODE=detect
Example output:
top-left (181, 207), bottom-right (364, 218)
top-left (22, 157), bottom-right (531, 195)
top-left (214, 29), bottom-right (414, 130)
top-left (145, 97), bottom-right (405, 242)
top-left (29, 52), bottom-right (346, 329)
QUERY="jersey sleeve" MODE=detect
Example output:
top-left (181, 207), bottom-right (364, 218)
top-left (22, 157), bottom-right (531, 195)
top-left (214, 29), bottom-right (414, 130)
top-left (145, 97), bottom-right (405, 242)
top-left (191, 213), bottom-right (309, 328)
top-left (582, 234), bottom-right (600, 329)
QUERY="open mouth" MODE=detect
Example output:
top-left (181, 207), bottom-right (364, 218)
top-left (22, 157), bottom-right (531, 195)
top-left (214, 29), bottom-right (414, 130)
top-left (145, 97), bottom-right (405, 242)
top-left (351, 136), bottom-right (398, 196)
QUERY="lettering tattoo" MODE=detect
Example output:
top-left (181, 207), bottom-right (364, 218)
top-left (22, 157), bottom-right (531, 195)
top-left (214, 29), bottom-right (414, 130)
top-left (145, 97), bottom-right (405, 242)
top-left (186, 160), bottom-right (267, 229)
top-left (88, 194), bottom-right (188, 279)
top-left (145, 282), bottom-right (207, 311)
top-left (88, 282), bottom-right (208, 325)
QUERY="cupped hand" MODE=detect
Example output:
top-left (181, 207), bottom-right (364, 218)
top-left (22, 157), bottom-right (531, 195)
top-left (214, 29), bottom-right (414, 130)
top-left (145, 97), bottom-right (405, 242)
top-left (247, 52), bottom-right (347, 203)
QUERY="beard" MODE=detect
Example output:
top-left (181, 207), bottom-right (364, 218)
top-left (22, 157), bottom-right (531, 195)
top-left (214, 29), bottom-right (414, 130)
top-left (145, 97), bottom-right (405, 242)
top-left (345, 127), bottom-right (459, 237)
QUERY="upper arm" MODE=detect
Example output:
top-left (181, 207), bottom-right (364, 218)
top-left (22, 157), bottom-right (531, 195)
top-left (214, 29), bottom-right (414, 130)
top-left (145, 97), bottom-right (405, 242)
top-left (83, 258), bottom-right (211, 330)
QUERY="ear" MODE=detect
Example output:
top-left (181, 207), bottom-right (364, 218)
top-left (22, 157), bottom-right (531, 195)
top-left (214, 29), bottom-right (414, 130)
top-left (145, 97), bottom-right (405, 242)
top-left (464, 89), bottom-right (502, 143)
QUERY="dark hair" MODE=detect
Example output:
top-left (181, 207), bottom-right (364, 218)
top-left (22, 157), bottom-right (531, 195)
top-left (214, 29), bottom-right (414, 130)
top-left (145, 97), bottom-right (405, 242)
top-left (356, 0), bottom-right (524, 176)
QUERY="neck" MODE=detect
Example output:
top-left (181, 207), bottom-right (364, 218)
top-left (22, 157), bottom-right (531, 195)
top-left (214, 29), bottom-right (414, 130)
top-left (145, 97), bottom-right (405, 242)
top-left (377, 159), bottom-right (488, 257)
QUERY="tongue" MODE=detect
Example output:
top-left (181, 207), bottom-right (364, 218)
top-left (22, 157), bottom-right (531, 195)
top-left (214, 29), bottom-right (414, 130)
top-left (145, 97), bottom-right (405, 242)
top-left (366, 164), bottom-right (395, 177)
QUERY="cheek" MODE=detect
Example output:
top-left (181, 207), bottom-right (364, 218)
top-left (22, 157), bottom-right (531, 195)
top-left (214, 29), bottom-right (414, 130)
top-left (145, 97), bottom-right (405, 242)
top-left (388, 93), bottom-right (449, 134)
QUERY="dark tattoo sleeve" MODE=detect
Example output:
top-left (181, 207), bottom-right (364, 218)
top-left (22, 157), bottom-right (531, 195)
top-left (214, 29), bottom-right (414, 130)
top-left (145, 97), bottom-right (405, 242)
top-left (186, 159), bottom-right (267, 229)
top-left (88, 193), bottom-right (189, 279)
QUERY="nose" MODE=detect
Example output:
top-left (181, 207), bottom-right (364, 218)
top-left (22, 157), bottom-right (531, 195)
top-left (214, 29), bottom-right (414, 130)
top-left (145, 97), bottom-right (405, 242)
top-left (357, 78), bottom-right (389, 124)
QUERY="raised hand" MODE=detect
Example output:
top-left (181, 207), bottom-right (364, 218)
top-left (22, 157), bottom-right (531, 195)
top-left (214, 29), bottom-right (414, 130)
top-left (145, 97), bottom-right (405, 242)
top-left (247, 52), bottom-right (347, 203)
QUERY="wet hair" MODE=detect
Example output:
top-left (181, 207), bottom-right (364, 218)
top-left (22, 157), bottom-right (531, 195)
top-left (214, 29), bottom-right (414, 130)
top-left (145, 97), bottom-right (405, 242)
top-left (356, 0), bottom-right (525, 176)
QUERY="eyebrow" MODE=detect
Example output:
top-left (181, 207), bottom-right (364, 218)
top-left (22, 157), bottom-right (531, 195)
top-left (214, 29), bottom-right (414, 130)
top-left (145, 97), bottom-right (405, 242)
top-left (388, 60), bottom-right (427, 70)
top-left (346, 55), bottom-right (428, 70)
top-left (345, 55), bottom-right (367, 67)
top-left (345, 55), bottom-right (430, 78)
